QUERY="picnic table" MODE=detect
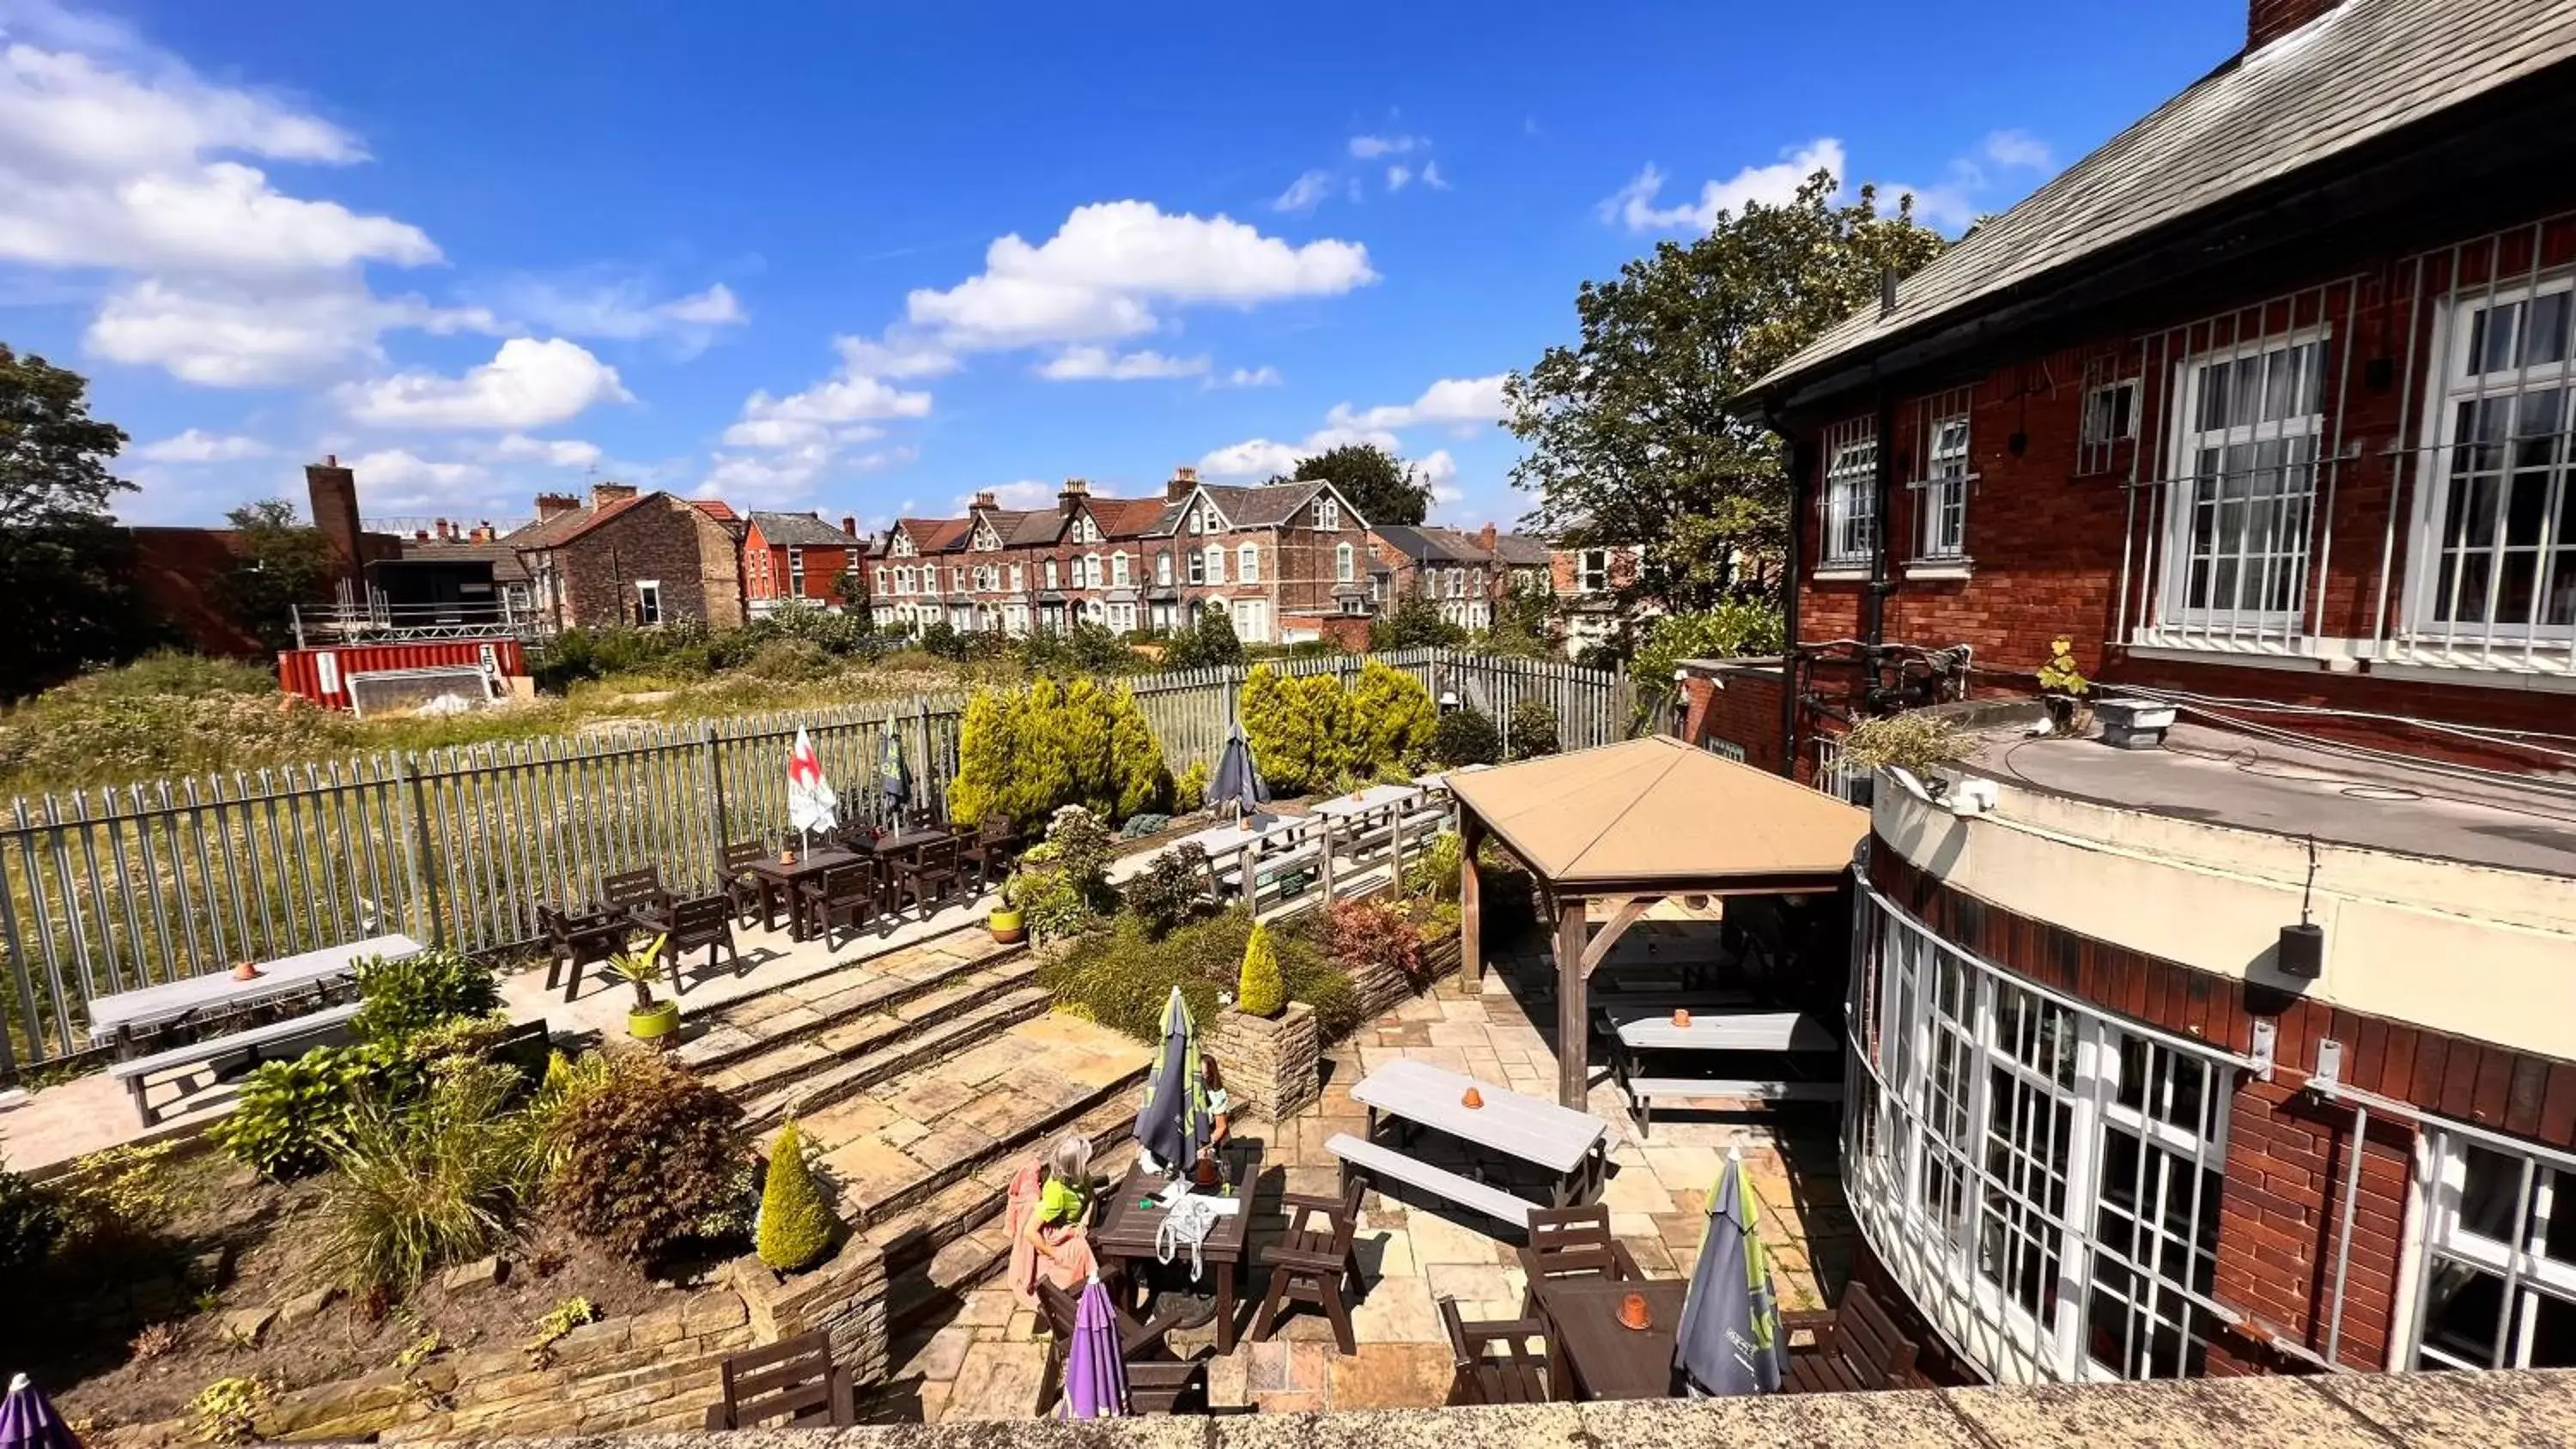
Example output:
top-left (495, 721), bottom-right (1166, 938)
top-left (1601, 1005), bottom-right (1844, 1135)
top-left (1091, 1140), bottom-right (1263, 1354)
top-left (87, 933), bottom-right (424, 1046)
top-left (1340, 1058), bottom-right (1609, 1222)
top-left (1311, 784), bottom-right (1425, 895)
top-left (1532, 1277), bottom-right (1689, 1400)
top-left (1170, 813), bottom-right (1312, 906)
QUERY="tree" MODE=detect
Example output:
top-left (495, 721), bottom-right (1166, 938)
top-left (1163, 605), bottom-right (1243, 670)
top-left (1, 345), bottom-right (156, 697)
top-left (216, 500), bottom-right (341, 652)
top-left (1268, 443), bottom-right (1430, 527)
top-left (1368, 596), bottom-right (1465, 652)
top-left (1504, 172), bottom-right (1945, 613)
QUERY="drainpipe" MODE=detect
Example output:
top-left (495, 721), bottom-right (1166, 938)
top-left (1863, 385), bottom-right (1898, 652)
top-left (1778, 428), bottom-right (1812, 779)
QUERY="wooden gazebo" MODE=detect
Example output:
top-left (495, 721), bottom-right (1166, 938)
top-left (1447, 736), bottom-right (1869, 1107)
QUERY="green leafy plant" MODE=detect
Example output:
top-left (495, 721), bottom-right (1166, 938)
top-left (1173, 759), bottom-right (1209, 813)
top-left (2037, 637), bottom-right (2090, 696)
top-left (1039, 908), bottom-right (1358, 1046)
top-left (755, 1119), bottom-right (840, 1272)
top-left (1504, 698), bottom-right (1560, 759)
top-left (1430, 706), bottom-right (1500, 767)
top-left (319, 1063), bottom-right (533, 1297)
top-left (605, 932), bottom-right (670, 1010)
top-left (0, 1153), bottom-right (63, 1276)
top-left (544, 1052), bottom-right (748, 1266)
top-left (1402, 828), bottom-right (1465, 903)
top-left (188, 1374), bottom-right (275, 1447)
top-left (1122, 843), bottom-right (1210, 940)
top-left (1838, 711), bottom-right (1972, 777)
top-left (525, 1296), bottom-right (600, 1366)
top-left (945, 676), bottom-right (1170, 830)
top-left (1236, 919), bottom-right (1285, 1017)
top-left (212, 1043), bottom-right (413, 1179)
top-left (350, 948), bottom-right (501, 1046)
top-left (1346, 659), bottom-right (1439, 773)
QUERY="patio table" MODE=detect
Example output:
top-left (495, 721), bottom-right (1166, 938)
top-left (1601, 1006), bottom-right (1838, 1055)
top-left (1350, 1057), bottom-right (1608, 1204)
top-left (1312, 784), bottom-right (1422, 895)
top-left (1091, 1140), bottom-right (1264, 1353)
top-left (1533, 1277), bottom-right (1689, 1400)
top-left (745, 847), bottom-right (863, 941)
top-left (87, 932), bottom-right (424, 1046)
top-left (1170, 813), bottom-right (1307, 904)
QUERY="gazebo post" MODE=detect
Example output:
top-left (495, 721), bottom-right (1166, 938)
top-left (1553, 894), bottom-right (1589, 1109)
top-left (1459, 810), bottom-right (1485, 983)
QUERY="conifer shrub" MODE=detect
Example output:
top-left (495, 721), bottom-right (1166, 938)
top-left (1348, 659), bottom-right (1438, 772)
top-left (1431, 706), bottom-right (1501, 766)
top-left (755, 1119), bottom-right (840, 1272)
top-left (1237, 920), bottom-right (1285, 1017)
top-left (1504, 698), bottom-right (1560, 759)
top-left (947, 677), bottom-right (1170, 828)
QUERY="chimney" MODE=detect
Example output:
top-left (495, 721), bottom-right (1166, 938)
top-left (534, 491), bottom-right (580, 520)
top-left (1059, 477), bottom-right (1091, 516)
top-left (1479, 523), bottom-right (1498, 552)
top-left (305, 454), bottom-right (363, 589)
top-left (1166, 465), bottom-right (1199, 501)
top-left (1879, 267), bottom-right (1899, 318)
top-left (842, 515), bottom-right (859, 538)
top-left (972, 489), bottom-right (998, 509)
top-left (2247, 0), bottom-right (2342, 50)
top-left (590, 481), bottom-right (639, 511)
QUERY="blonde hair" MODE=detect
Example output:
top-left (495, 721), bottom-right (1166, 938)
top-left (1047, 1131), bottom-right (1093, 1187)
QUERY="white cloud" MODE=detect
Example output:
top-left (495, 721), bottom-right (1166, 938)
top-left (336, 447), bottom-right (497, 512)
top-left (337, 337), bottom-right (632, 430)
top-left (1386, 163), bottom-right (1412, 193)
top-left (700, 441), bottom-right (913, 507)
top-left (1600, 139), bottom-right (1847, 232)
top-left (1272, 169), bottom-right (1333, 215)
top-left (902, 200), bottom-right (1375, 351)
top-left (491, 433), bottom-right (601, 468)
top-left (1347, 134), bottom-right (1423, 160)
top-left (480, 276), bottom-right (747, 346)
top-left (738, 370), bottom-right (932, 427)
top-left (833, 333), bottom-right (956, 379)
top-left (1197, 373), bottom-right (1506, 481)
top-left (1195, 436), bottom-right (1315, 480)
top-left (1420, 160), bottom-right (1449, 191)
top-left (1417, 448), bottom-right (1464, 509)
top-left (1330, 373), bottom-right (1509, 433)
top-left (1037, 345), bottom-right (1209, 381)
top-left (84, 276), bottom-right (499, 386)
top-left (1207, 365), bottom-right (1281, 389)
top-left (955, 480), bottom-right (1055, 511)
top-left (1980, 129), bottom-right (2052, 172)
top-left (134, 427), bottom-right (266, 462)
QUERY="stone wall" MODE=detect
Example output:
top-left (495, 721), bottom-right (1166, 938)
top-left (1210, 1000), bottom-right (1318, 1122)
top-left (726, 1235), bottom-right (890, 1385)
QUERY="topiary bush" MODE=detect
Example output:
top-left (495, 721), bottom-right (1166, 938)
top-left (545, 1052), bottom-right (749, 1267)
top-left (351, 947), bottom-right (501, 1046)
top-left (1504, 698), bottom-right (1560, 759)
top-left (1431, 706), bottom-right (1500, 766)
top-left (1237, 920), bottom-right (1285, 1017)
top-left (755, 1119), bottom-right (840, 1272)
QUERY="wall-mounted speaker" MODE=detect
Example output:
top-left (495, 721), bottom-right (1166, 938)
top-left (2277, 922), bottom-right (2324, 980)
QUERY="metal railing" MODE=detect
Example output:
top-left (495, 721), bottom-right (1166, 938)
top-left (291, 599), bottom-right (534, 646)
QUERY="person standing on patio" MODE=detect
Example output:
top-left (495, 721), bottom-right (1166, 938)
top-left (1007, 1132), bottom-right (1100, 1304)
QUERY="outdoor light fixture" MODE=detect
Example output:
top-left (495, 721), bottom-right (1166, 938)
top-left (2277, 835), bottom-right (2325, 980)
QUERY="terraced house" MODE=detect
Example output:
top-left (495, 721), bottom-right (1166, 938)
top-left (1689, 0), bottom-right (2576, 1391)
top-left (871, 470), bottom-right (1376, 646)
top-left (743, 511), bottom-right (867, 617)
top-left (1371, 523), bottom-right (1554, 634)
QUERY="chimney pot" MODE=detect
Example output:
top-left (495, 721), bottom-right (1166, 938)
top-left (842, 515), bottom-right (858, 537)
top-left (1879, 267), bottom-right (1899, 318)
top-left (588, 481), bottom-right (638, 511)
top-left (973, 489), bottom-right (998, 509)
top-left (534, 491), bottom-right (580, 520)
top-left (1479, 523), bottom-right (1498, 551)
top-left (1167, 466), bottom-right (1200, 501)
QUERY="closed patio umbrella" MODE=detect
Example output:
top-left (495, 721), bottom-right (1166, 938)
top-left (878, 728), bottom-right (912, 821)
top-left (1208, 720), bottom-right (1269, 823)
top-left (1059, 1276), bottom-right (1131, 1419)
top-left (1133, 985), bottom-right (1209, 1174)
top-left (1674, 1147), bottom-right (1789, 1396)
top-left (1, 1375), bottom-right (84, 1449)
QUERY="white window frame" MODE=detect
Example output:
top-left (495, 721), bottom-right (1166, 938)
top-left (1187, 549), bottom-right (1205, 585)
top-left (1072, 514), bottom-right (1099, 544)
top-left (874, 565), bottom-right (889, 594)
top-left (1205, 544), bottom-right (1225, 584)
top-left (1112, 551), bottom-right (1130, 586)
top-left (635, 579), bottom-right (664, 626)
top-left (1920, 412), bottom-right (1971, 561)
top-left (1820, 417), bottom-right (1879, 570)
top-left (1336, 542), bottom-right (1355, 582)
top-left (1578, 549), bottom-right (1609, 593)
top-left (2158, 328), bottom-right (2330, 631)
top-left (1044, 558), bottom-right (1060, 590)
top-left (1317, 496), bottom-right (1340, 530)
top-left (1008, 563), bottom-right (1024, 592)
top-left (2405, 1128), bottom-right (2576, 1371)
top-left (1156, 551), bottom-right (1173, 586)
top-left (1231, 597), bottom-right (1268, 643)
top-left (2082, 379), bottom-right (2142, 452)
top-left (1237, 543), bottom-right (1260, 584)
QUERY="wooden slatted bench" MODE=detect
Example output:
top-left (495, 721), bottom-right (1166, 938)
top-left (1783, 1281), bottom-right (1920, 1392)
top-left (1328, 1132), bottom-right (1534, 1229)
top-left (1217, 842), bottom-right (1323, 898)
top-left (1624, 1076), bottom-right (1843, 1137)
top-left (703, 1330), bottom-right (854, 1428)
top-left (106, 1002), bottom-right (362, 1126)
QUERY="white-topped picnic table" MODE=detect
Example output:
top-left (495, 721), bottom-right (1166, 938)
top-left (1170, 812), bottom-right (1315, 905)
top-left (87, 932), bottom-right (425, 1046)
top-left (1311, 784), bottom-right (1425, 895)
top-left (1347, 1056), bottom-right (1609, 1207)
top-left (1600, 1005), bottom-right (1838, 1054)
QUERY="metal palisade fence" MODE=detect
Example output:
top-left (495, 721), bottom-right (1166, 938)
top-left (0, 648), bottom-right (1628, 1070)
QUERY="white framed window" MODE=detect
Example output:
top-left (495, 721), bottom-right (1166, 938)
top-left (1231, 597), bottom-right (1268, 642)
top-left (1237, 543), bottom-right (1260, 584)
top-left (1919, 406), bottom-right (1971, 561)
top-left (2407, 1131), bottom-right (2576, 1371)
top-left (1072, 514), bottom-right (1099, 544)
top-left (1317, 496), bottom-right (1340, 530)
top-left (2408, 277), bottom-right (2576, 643)
top-left (1110, 601), bottom-right (1136, 632)
top-left (1336, 542), bottom-right (1355, 582)
top-left (1008, 563), bottom-right (1024, 592)
top-left (1578, 549), bottom-right (1609, 592)
top-left (635, 579), bottom-right (664, 626)
top-left (1112, 551), bottom-right (1130, 586)
top-left (786, 546), bottom-right (806, 596)
top-left (1044, 558), bottom-right (1060, 590)
top-left (1849, 885), bottom-right (2233, 1385)
top-left (1156, 551), bottom-right (1172, 586)
top-left (2162, 334), bottom-right (2326, 627)
top-left (1205, 544), bottom-right (1225, 583)
top-left (2081, 377), bottom-right (2142, 464)
top-left (1821, 416), bottom-right (1879, 569)
top-left (1186, 549), bottom-right (1205, 585)
top-left (874, 566), bottom-right (889, 594)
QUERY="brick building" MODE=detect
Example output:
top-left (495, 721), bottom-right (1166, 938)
top-left (869, 470), bottom-right (1374, 646)
top-left (1550, 542), bottom-right (1649, 658)
top-left (508, 483), bottom-right (746, 632)
top-left (1679, 0), bottom-right (2576, 1390)
top-left (1371, 524), bottom-right (1552, 634)
top-left (744, 511), bottom-right (866, 615)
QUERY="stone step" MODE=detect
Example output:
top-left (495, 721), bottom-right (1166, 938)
top-left (735, 983), bottom-right (1054, 1129)
top-left (848, 1050), bottom-right (1149, 1229)
top-left (707, 955), bottom-right (1038, 1101)
top-left (679, 926), bottom-right (1021, 1076)
top-left (866, 1087), bottom-right (1145, 1281)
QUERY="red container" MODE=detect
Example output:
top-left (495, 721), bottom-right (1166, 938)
top-left (278, 640), bottom-right (527, 710)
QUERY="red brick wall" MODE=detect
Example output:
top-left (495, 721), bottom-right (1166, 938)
top-left (2248, 0), bottom-right (2342, 49)
top-left (128, 526), bottom-right (264, 656)
top-left (1681, 667), bottom-right (1786, 773)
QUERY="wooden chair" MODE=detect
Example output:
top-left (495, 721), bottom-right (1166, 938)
top-left (958, 814), bottom-right (1022, 890)
top-left (895, 837), bottom-right (962, 917)
top-left (1515, 1204), bottom-right (1643, 1316)
top-left (538, 903), bottom-right (626, 1003)
top-left (1782, 1281), bottom-right (1921, 1392)
top-left (701, 1330), bottom-right (854, 1428)
top-left (1437, 1297), bottom-right (1554, 1405)
top-left (798, 862), bottom-right (880, 949)
top-left (1035, 1278), bottom-right (1206, 1416)
top-left (658, 893), bottom-right (740, 991)
top-left (718, 840), bottom-right (767, 926)
top-left (1251, 1174), bottom-right (1366, 1354)
top-left (598, 865), bottom-right (670, 919)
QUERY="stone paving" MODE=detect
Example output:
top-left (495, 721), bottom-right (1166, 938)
top-left (901, 913), bottom-right (1854, 1421)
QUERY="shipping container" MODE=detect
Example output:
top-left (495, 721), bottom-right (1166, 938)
top-left (279, 639), bottom-right (527, 710)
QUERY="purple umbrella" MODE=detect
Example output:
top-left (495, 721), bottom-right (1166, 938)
top-left (2, 1375), bottom-right (84, 1449)
top-left (1059, 1277), bottom-right (1130, 1420)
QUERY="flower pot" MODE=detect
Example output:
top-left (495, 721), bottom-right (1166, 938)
top-left (1461, 1087), bottom-right (1485, 1109)
top-left (629, 1000), bottom-right (680, 1046)
top-left (988, 906), bottom-right (1025, 944)
top-left (230, 960), bottom-right (262, 981)
top-left (1672, 1009), bottom-right (1692, 1028)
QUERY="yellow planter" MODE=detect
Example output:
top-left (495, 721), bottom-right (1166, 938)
top-left (629, 1000), bottom-right (680, 1045)
top-left (988, 907), bottom-right (1026, 944)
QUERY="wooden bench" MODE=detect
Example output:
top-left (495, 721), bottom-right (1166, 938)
top-left (702, 1330), bottom-right (854, 1428)
top-left (1623, 1076), bottom-right (1843, 1137)
top-left (106, 1002), bottom-right (363, 1126)
top-left (1217, 842), bottom-right (1323, 898)
top-left (1328, 1132), bottom-right (1533, 1229)
top-left (1783, 1281), bottom-right (1921, 1392)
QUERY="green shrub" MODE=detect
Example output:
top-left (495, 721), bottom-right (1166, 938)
top-left (1039, 909), bottom-right (1358, 1045)
top-left (1403, 828), bottom-right (1465, 902)
top-left (1161, 608), bottom-right (1243, 670)
top-left (320, 1063), bottom-right (533, 1296)
top-left (1504, 698), bottom-right (1560, 759)
top-left (1236, 920), bottom-right (1284, 1017)
top-left (1122, 844), bottom-right (1209, 940)
top-left (1431, 706), bottom-right (1500, 766)
top-left (0, 1154), bottom-right (63, 1276)
top-left (213, 1043), bottom-right (414, 1179)
top-left (947, 677), bottom-right (1170, 829)
top-left (544, 1052), bottom-right (748, 1266)
top-left (1119, 811), bottom-right (1171, 840)
top-left (1174, 760), bottom-right (1208, 812)
top-left (1369, 596), bottom-right (1467, 651)
top-left (744, 638), bottom-right (832, 682)
top-left (1419, 900), bottom-right (1463, 943)
top-left (755, 1119), bottom-right (840, 1272)
top-left (1347, 659), bottom-right (1438, 772)
top-left (1326, 897), bottom-right (1425, 984)
top-left (352, 948), bottom-right (500, 1046)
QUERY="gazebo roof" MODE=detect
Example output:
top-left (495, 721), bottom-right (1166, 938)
top-left (1448, 735), bottom-right (1868, 894)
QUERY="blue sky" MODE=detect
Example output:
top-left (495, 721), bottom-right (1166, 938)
top-left (0, 0), bottom-right (2248, 530)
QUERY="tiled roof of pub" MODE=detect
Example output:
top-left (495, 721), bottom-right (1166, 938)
top-left (1749, 0), bottom-right (2576, 400)
top-left (747, 511), bottom-right (858, 546)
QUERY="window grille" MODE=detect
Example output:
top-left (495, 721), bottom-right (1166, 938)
top-left (1911, 389), bottom-right (1973, 561)
top-left (1821, 416), bottom-right (1879, 568)
top-left (2409, 1131), bottom-right (2576, 1371)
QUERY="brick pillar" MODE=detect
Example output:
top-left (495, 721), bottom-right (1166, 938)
top-left (305, 455), bottom-right (363, 592)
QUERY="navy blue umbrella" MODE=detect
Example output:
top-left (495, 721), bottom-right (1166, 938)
top-left (1134, 986), bottom-right (1210, 1175)
top-left (2, 1375), bottom-right (84, 1449)
top-left (878, 727), bottom-right (912, 820)
top-left (1208, 720), bottom-right (1269, 822)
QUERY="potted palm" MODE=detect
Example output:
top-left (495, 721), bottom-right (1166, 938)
top-left (2036, 637), bottom-right (2094, 736)
top-left (608, 933), bottom-right (678, 1046)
